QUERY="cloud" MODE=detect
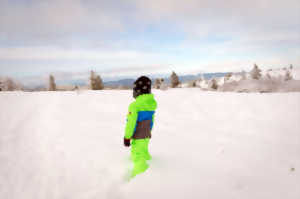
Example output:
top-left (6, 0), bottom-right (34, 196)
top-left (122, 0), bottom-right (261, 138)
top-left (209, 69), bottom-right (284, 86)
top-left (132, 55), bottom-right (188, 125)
top-left (132, 0), bottom-right (300, 50)
top-left (0, 0), bottom-right (299, 77)
top-left (0, 0), bottom-right (125, 43)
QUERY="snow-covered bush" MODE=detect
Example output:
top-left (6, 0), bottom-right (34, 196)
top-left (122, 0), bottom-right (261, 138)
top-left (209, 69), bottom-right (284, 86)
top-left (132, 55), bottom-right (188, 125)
top-left (266, 73), bottom-right (272, 80)
top-left (241, 70), bottom-right (247, 80)
top-left (0, 77), bottom-right (23, 91)
top-left (284, 70), bottom-right (293, 81)
top-left (160, 81), bottom-right (168, 90)
top-left (186, 80), bottom-right (197, 88)
top-left (219, 76), bottom-right (300, 93)
top-left (154, 78), bottom-right (165, 89)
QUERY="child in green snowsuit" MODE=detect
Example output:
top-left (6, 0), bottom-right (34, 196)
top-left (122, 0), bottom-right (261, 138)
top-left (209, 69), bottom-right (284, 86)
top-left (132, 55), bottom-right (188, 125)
top-left (124, 76), bottom-right (157, 178)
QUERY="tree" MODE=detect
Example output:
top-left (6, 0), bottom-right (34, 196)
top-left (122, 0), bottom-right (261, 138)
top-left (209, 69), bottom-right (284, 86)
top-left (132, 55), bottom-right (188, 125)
top-left (209, 78), bottom-right (218, 90)
top-left (192, 81), bottom-right (197, 87)
top-left (6, 78), bottom-right (15, 91)
top-left (0, 77), bottom-right (22, 91)
top-left (170, 71), bottom-right (180, 88)
top-left (160, 79), bottom-right (168, 90)
top-left (154, 78), bottom-right (161, 89)
top-left (0, 81), bottom-right (3, 91)
top-left (90, 71), bottom-right (104, 90)
top-left (187, 80), bottom-right (197, 88)
top-left (290, 64), bottom-right (293, 70)
top-left (250, 64), bottom-right (262, 80)
top-left (90, 70), bottom-right (96, 90)
top-left (224, 72), bottom-right (233, 82)
top-left (48, 75), bottom-right (56, 91)
top-left (94, 75), bottom-right (104, 90)
top-left (154, 78), bottom-right (164, 89)
top-left (284, 70), bottom-right (293, 81)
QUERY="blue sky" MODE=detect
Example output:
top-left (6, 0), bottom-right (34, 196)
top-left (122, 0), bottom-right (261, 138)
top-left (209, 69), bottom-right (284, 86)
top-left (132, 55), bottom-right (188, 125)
top-left (0, 0), bottom-right (299, 84)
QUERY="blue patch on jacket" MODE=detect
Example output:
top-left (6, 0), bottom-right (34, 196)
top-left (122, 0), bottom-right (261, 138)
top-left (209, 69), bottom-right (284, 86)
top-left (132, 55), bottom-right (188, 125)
top-left (135, 111), bottom-right (155, 131)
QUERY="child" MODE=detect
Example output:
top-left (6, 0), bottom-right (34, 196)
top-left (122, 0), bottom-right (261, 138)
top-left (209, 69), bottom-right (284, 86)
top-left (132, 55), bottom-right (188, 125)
top-left (124, 76), bottom-right (157, 178)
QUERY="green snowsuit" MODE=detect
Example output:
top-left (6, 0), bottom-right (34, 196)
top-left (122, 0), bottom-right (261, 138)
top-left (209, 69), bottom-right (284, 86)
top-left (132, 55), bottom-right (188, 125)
top-left (125, 93), bottom-right (157, 177)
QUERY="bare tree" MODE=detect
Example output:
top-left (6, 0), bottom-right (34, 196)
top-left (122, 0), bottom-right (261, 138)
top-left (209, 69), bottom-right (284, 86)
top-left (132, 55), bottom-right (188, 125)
top-left (250, 64), bottom-right (262, 80)
top-left (170, 71), bottom-right (180, 88)
top-left (48, 75), bottom-right (56, 91)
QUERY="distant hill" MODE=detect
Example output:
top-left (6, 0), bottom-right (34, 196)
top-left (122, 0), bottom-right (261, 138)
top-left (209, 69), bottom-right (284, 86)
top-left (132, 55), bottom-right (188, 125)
top-left (104, 78), bottom-right (135, 87)
top-left (20, 72), bottom-right (230, 90)
top-left (103, 72), bottom-right (228, 87)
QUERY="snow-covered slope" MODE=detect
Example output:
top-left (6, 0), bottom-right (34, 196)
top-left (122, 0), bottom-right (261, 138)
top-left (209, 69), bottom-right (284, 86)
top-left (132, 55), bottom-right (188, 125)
top-left (0, 89), bottom-right (300, 199)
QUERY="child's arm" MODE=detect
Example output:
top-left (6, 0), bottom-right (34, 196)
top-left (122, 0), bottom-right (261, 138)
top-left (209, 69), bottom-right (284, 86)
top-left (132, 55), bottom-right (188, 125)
top-left (124, 103), bottom-right (138, 139)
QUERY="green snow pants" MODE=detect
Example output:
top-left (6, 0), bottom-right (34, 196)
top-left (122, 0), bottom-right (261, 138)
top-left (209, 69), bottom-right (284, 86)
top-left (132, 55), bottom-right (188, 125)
top-left (131, 138), bottom-right (151, 178)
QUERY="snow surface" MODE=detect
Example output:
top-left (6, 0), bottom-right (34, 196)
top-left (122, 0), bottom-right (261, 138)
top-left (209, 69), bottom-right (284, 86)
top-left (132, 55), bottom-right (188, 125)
top-left (0, 89), bottom-right (300, 199)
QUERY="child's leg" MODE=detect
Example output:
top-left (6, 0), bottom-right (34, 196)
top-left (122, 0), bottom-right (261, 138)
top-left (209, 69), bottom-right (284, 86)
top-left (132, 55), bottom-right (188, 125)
top-left (143, 138), bottom-right (152, 160)
top-left (131, 139), bottom-right (150, 177)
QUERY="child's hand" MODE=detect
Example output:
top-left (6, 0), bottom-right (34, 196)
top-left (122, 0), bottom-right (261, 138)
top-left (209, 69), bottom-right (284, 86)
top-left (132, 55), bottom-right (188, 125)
top-left (124, 138), bottom-right (131, 147)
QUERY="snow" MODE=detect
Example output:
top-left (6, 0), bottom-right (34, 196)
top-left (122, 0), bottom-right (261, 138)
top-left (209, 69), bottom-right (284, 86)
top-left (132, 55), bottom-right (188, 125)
top-left (0, 89), bottom-right (300, 199)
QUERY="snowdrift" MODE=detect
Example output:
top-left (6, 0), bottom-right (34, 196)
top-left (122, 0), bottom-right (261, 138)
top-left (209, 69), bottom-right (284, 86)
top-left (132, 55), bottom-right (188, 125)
top-left (181, 67), bottom-right (300, 93)
top-left (219, 79), bottom-right (300, 93)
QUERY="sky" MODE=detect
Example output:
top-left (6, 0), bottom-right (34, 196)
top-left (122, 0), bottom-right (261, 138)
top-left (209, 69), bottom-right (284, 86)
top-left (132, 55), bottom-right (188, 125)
top-left (0, 0), bottom-right (300, 84)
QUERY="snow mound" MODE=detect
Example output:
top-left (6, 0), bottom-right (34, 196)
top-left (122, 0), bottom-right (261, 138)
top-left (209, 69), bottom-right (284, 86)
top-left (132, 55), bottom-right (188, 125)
top-left (219, 79), bottom-right (300, 93)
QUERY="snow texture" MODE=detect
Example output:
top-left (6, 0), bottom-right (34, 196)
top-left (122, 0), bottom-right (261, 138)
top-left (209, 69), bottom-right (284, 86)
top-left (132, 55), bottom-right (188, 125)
top-left (0, 89), bottom-right (300, 199)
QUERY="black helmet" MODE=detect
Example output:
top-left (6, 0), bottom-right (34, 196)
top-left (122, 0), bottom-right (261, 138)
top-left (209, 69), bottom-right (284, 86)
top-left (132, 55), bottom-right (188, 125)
top-left (133, 76), bottom-right (152, 98)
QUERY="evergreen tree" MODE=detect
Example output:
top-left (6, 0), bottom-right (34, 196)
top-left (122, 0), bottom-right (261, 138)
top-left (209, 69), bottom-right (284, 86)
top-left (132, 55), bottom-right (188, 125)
top-left (224, 72), bottom-right (233, 82)
top-left (95, 75), bottom-right (104, 90)
top-left (250, 64), bottom-right (262, 80)
top-left (170, 71), bottom-right (180, 88)
top-left (90, 71), bottom-right (104, 90)
top-left (209, 78), bottom-right (218, 90)
top-left (90, 70), bottom-right (96, 90)
top-left (48, 75), bottom-right (56, 91)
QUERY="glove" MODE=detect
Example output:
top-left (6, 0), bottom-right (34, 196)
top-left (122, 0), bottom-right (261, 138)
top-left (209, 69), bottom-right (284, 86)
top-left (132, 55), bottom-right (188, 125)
top-left (124, 138), bottom-right (131, 147)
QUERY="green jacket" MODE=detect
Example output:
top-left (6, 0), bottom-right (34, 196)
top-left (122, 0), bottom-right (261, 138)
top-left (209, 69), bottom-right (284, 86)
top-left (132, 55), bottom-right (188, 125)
top-left (125, 94), bottom-right (157, 139)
